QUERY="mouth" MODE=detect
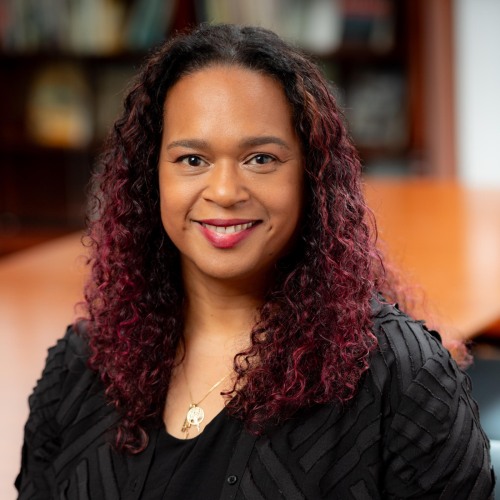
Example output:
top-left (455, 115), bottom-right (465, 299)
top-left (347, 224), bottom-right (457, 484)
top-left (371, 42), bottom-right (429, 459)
top-left (199, 221), bottom-right (258, 234)
top-left (194, 219), bottom-right (261, 248)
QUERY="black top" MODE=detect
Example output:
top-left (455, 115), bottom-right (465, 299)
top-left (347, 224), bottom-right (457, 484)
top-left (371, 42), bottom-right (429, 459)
top-left (141, 411), bottom-right (242, 499)
top-left (16, 300), bottom-right (495, 499)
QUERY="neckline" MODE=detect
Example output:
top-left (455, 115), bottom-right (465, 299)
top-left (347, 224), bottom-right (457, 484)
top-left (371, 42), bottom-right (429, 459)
top-left (162, 407), bottom-right (227, 443)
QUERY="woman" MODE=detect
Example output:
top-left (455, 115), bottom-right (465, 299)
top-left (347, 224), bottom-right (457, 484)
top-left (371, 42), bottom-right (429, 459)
top-left (16, 24), bottom-right (493, 499)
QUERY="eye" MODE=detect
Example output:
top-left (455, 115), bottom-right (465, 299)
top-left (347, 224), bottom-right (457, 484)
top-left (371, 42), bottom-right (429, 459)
top-left (179, 155), bottom-right (207, 167)
top-left (247, 154), bottom-right (276, 165)
top-left (244, 153), bottom-right (280, 173)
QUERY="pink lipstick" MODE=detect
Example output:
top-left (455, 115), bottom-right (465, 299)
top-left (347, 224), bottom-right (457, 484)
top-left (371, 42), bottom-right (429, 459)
top-left (196, 219), bottom-right (260, 249)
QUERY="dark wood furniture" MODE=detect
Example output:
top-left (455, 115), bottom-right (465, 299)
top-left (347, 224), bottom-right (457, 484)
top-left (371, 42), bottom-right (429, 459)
top-left (0, 0), bottom-right (454, 255)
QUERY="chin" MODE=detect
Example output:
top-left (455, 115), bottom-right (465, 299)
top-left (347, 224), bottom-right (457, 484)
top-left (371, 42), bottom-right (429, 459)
top-left (189, 255), bottom-right (273, 285)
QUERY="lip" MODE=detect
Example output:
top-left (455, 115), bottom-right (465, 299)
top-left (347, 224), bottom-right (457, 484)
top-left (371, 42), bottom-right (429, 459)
top-left (195, 218), bottom-right (261, 249)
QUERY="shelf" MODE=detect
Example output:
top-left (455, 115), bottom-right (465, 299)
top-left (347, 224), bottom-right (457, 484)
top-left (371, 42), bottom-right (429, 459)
top-left (0, 0), bottom-right (429, 254)
top-left (316, 44), bottom-right (405, 64)
top-left (0, 50), bottom-right (147, 65)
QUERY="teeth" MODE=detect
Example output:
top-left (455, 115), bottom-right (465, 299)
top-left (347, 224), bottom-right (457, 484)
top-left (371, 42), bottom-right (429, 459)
top-left (202, 222), bottom-right (254, 234)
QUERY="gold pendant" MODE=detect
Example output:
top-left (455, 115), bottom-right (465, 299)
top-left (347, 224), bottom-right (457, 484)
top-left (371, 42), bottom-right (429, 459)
top-left (186, 404), bottom-right (205, 432)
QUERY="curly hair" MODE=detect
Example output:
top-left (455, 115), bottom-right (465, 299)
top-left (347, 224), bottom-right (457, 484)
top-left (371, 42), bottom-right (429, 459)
top-left (84, 23), bottom-right (386, 453)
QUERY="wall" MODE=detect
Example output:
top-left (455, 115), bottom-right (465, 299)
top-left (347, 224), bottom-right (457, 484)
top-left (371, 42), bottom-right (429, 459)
top-left (454, 0), bottom-right (500, 187)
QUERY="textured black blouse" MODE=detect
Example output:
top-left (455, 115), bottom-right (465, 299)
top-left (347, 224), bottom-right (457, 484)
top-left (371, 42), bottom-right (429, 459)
top-left (140, 411), bottom-right (242, 498)
top-left (16, 301), bottom-right (495, 499)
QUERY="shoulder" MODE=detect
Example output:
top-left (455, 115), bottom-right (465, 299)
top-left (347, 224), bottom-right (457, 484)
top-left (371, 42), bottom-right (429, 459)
top-left (20, 321), bottom-right (98, 446)
top-left (367, 298), bottom-right (451, 397)
top-left (367, 299), bottom-right (477, 424)
top-left (27, 322), bottom-right (92, 414)
top-left (35, 321), bottom-right (90, 379)
top-left (368, 297), bottom-right (470, 434)
top-left (371, 297), bottom-right (444, 370)
top-left (368, 299), bottom-right (494, 498)
top-left (16, 323), bottom-right (116, 498)
top-left (50, 322), bottom-right (90, 376)
top-left (28, 322), bottom-right (97, 425)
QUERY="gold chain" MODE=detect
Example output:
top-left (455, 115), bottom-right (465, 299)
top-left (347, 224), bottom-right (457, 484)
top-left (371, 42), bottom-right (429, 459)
top-left (181, 367), bottom-right (229, 438)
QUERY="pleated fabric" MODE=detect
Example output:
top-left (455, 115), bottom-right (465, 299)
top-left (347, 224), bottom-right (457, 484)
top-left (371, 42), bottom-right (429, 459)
top-left (16, 301), bottom-right (495, 499)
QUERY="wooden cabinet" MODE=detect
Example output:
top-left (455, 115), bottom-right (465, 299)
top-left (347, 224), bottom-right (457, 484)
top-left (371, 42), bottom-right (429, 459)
top-left (0, 52), bottom-right (142, 253)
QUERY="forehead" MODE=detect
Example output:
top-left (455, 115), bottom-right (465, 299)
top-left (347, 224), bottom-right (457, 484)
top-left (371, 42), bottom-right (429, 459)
top-left (162, 65), bottom-right (293, 130)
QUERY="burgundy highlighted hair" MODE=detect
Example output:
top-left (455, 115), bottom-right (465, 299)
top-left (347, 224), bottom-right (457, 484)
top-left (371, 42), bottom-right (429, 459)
top-left (84, 24), bottom-right (388, 453)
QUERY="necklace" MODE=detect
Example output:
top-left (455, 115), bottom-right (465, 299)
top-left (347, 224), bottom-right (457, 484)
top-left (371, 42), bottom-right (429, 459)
top-left (181, 368), bottom-right (229, 438)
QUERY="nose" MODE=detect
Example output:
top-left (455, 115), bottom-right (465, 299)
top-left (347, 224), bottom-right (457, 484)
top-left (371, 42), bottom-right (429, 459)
top-left (202, 161), bottom-right (250, 207)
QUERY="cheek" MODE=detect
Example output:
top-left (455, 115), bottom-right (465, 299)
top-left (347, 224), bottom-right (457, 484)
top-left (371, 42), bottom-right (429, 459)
top-left (284, 177), bottom-right (304, 241)
top-left (159, 186), bottom-right (170, 223)
top-left (267, 178), bottom-right (303, 240)
top-left (159, 188), bottom-right (183, 235)
top-left (159, 174), bottom-right (188, 223)
top-left (280, 173), bottom-right (304, 221)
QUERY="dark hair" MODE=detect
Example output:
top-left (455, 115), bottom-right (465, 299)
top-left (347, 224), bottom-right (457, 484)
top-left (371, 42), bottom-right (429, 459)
top-left (84, 23), bottom-right (384, 453)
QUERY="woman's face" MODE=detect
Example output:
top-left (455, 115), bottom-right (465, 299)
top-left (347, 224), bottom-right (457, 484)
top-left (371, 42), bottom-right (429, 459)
top-left (158, 65), bottom-right (303, 285)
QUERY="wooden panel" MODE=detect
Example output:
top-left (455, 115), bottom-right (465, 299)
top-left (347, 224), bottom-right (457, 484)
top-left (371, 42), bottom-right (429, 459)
top-left (365, 178), bottom-right (500, 338)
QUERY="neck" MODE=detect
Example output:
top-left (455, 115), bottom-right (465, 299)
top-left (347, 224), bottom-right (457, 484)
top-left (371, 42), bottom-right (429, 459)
top-left (185, 281), bottom-right (264, 341)
top-left (181, 268), bottom-right (268, 358)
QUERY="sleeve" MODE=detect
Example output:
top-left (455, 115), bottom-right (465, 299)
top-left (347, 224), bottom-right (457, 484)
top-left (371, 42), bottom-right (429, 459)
top-left (378, 310), bottom-right (495, 499)
top-left (15, 325), bottom-right (88, 499)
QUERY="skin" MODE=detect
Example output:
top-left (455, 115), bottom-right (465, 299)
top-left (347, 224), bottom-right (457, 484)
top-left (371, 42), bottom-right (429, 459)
top-left (158, 65), bottom-right (303, 439)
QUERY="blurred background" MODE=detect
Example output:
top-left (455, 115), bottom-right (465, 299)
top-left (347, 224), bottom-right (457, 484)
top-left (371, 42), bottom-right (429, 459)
top-left (1, 0), bottom-right (499, 498)
top-left (0, 0), bottom-right (499, 255)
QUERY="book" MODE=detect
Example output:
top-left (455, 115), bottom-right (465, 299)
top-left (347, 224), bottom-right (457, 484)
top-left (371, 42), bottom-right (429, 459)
top-left (25, 63), bottom-right (93, 148)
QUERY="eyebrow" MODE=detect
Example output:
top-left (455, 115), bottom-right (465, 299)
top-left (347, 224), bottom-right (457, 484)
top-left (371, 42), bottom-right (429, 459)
top-left (239, 136), bottom-right (291, 150)
top-left (166, 136), bottom-right (291, 151)
top-left (166, 139), bottom-right (210, 151)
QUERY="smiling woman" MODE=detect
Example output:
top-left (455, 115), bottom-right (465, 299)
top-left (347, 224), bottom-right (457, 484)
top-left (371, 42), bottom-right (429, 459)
top-left (158, 65), bottom-right (303, 284)
top-left (16, 24), bottom-right (494, 499)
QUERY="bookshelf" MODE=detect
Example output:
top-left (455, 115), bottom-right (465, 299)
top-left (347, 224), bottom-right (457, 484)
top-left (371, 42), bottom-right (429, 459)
top-left (0, 0), bottom-right (442, 255)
